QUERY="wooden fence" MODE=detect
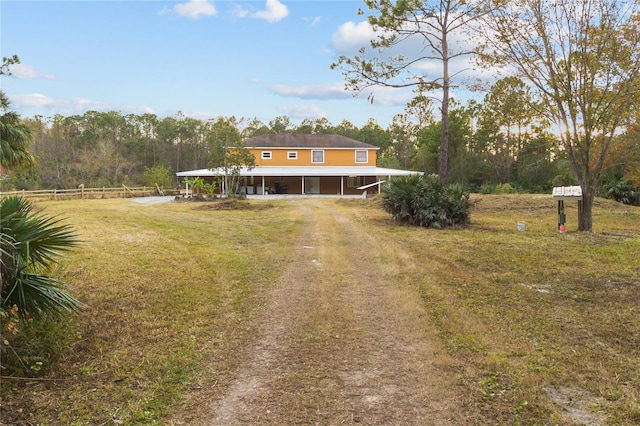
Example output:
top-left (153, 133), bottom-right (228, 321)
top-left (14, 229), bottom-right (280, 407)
top-left (0, 185), bottom-right (181, 201)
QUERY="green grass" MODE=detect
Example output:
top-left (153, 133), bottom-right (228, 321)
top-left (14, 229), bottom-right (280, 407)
top-left (2, 194), bottom-right (639, 424)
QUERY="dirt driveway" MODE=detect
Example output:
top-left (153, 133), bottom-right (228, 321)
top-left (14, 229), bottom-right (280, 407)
top-left (204, 200), bottom-right (474, 425)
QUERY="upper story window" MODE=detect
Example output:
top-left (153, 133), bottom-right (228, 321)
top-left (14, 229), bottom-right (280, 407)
top-left (355, 150), bottom-right (368, 163)
top-left (261, 151), bottom-right (272, 160)
top-left (287, 151), bottom-right (298, 160)
top-left (311, 150), bottom-right (324, 163)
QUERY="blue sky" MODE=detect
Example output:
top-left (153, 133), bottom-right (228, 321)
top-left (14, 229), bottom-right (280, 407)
top-left (1, 0), bottom-right (482, 128)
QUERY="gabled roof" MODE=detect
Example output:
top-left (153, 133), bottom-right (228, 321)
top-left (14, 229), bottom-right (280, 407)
top-left (243, 134), bottom-right (379, 150)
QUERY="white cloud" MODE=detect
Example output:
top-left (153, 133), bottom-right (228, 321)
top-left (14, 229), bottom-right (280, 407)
top-left (303, 16), bottom-right (322, 26)
top-left (251, 0), bottom-right (288, 23)
top-left (331, 20), bottom-right (377, 52)
top-left (9, 93), bottom-right (154, 116)
top-left (269, 82), bottom-right (412, 109)
top-left (269, 82), bottom-right (351, 100)
top-left (230, 4), bottom-right (249, 20)
top-left (278, 104), bottom-right (327, 121)
top-left (11, 93), bottom-right (56, 108)
top-left (170, 0), bottom-right (217, 19)
top-left (7, 64), bottom-right (54, 80)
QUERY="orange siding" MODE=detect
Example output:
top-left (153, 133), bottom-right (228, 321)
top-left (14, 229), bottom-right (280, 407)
top-left (250, 148), bottom-right (377, 167)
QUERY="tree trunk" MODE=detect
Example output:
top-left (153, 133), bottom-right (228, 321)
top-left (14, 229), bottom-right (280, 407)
top-left (578, 190), bottom-right (594, 232)
top-left (439, 40), bottom-right (450, 184)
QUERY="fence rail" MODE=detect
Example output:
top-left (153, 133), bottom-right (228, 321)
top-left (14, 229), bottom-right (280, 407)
top-left (0, 185), bottom-right (181, 201)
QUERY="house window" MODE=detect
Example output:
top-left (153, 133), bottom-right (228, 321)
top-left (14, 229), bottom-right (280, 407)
top-left (347, 176), bottom-right (365, 187)
top-left (261, 151), bottom-right (272, 160)
top-left (287, 151), bottom-right (298, 160)
top-left (311, 150), bottom-right (324, 163)
top-left (355, 150), bottom-right (368, 163)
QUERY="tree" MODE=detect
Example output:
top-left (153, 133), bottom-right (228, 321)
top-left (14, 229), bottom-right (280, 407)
top-left (207, 117), bottom-right (255, 196)
top-left (268, 116), bottom-right (293, 133)
top-left (413, 102), bottom-right (476, 185)
top-left (1, 93), bottom-right (35, 172)
top-left (142, 164), bottom-right (173, 188)
top-left (479, 0), bottom-right (640, 231)
top-left (1, 56), bottom-right (35, 172)
top-left (386, 114), bottom-right (418, 169)
top-left (331, 0), bottom-right (485, 183)
top-left (478, 77), bottom-right (538, 182)
top-left (241, 118), bottom-right (270, 139)
top-left (1, 196), bottom-right (81, 317)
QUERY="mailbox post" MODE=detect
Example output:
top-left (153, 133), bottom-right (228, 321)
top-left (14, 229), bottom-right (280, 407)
top-left (552, 186), bottom-right (583, 232)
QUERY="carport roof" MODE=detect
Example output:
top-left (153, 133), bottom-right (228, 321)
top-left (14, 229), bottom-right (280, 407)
top-left (176, 166), bottom-right (422, 178)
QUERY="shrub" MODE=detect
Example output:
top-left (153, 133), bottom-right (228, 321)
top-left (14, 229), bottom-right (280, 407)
top-left (0, 196), bottom-right (81, 317)
top-left (142, 164), bottom-right (174, 188)
top-left (1, 196), bottom-right (81, 375)
top-left (1, 305), bottom-right (76, 376)
top-left (382, 174), bottom-right (472, 228)
top-left (600, 178), bottom-right (640, 206)
top-left (495, 183), bottom-right (518, 194)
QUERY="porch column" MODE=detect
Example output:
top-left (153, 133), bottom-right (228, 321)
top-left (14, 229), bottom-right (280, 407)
top-left (340, 176), bottom-right (344, 195)
top-left (301, 176), bottom-right (305, 194)
top-left (262, 176), bottom-right (265, 194)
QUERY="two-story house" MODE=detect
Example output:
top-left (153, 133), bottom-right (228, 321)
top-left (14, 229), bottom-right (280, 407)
top-left (176, 134), bottom-right (421, 196)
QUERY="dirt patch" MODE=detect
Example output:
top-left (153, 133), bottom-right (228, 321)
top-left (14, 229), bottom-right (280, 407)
top-left (203, 200), bottom-right (474, 425)
top-left (186, 198), bottom-right (275, 211)
top-left (543, 386), bottom-right (607, 426)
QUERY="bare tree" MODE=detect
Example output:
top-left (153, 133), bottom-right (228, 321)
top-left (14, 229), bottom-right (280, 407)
top-left (332, 0), bottom-right (485, 182)
top-left (479, 0), bottom-right (640, 231)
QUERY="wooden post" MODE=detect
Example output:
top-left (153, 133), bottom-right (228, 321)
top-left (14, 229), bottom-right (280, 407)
top-left (557, 200), bottom-right (565, 230)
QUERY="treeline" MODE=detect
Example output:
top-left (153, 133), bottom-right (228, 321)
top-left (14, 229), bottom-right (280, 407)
top-left (4, 77), bottom-right (639, 196)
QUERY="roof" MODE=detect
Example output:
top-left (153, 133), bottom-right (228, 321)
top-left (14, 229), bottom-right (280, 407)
top-left (552, 186), bottom-right (583, 199)
top-left (177, 166), bottom-right (422, 178)
top-left (243, 134), bottom-right (379, 150)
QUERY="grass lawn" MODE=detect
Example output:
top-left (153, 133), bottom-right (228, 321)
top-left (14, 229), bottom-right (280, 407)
top-left (1, 194), bottom-right (639, 424)
top-left (352, 194), bottom-right (640, 424)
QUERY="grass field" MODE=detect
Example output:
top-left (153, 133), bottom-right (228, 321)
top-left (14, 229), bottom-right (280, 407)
top-left (1, 194), bottom-right (639, 425)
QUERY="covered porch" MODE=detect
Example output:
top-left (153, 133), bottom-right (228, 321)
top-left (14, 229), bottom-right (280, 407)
top-left (176, 166), bottom-right (422, 196)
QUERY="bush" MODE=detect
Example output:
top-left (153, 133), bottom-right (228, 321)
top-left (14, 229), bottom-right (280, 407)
top-left (0, 196), bottom-right (81, 316)
top-left (1, 305), bottom-right (76, 376)
top-left (142, 164), bottom-right (174, 188)
top-left (600, 178), bottom-right (640, 206)
top-left (495, 183), bottom-right (518, 194)
top-left (382, 174), bottom-right (472, 228)
top-left (1, 196), bottom-right (81, 375)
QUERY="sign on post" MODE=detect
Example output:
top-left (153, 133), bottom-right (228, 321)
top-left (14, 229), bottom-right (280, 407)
top-left (552, 186), bottom-right (583, 232)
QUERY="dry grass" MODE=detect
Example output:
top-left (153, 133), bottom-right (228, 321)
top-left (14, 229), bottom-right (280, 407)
top-left (1, 194), bottom-right (639, 425)
top-left (340, 194), bottom-right (640, 424)
top-left (1, 198), bottom-right (304, 424)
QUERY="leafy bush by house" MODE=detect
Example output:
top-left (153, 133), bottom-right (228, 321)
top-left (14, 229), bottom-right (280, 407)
top-left (382, 174), bottom-right (472, 228)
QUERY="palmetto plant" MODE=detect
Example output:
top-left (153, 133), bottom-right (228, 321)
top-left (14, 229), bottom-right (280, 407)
top-left (382, 174), bottom-right (472, 228)
top-left (0, 196), bottom-right (81, 317)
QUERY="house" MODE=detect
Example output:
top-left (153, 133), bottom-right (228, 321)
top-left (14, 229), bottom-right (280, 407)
top-left (176, 134), bottom-right (421, 196)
